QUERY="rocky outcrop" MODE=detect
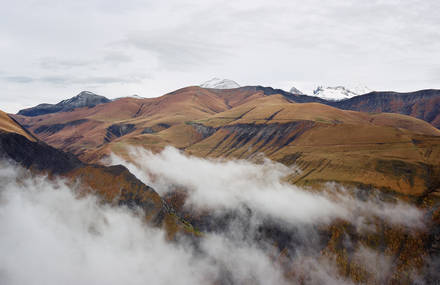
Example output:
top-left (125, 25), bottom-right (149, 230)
top-left (186, 122), bottom-right (216, 138)
top-left (105, 123), bottom-right (136, 142)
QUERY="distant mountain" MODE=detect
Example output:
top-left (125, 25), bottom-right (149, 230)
top-left (289, 86), bottom-right (304, 95)
top-left (331, 89), bottom-right (440, 128)
top-left (200, 78), bottom-right (240, 89)
top-left (310, 85), bottom-right (371, 101)
top-left (17, 91), bottom-right (110, 116)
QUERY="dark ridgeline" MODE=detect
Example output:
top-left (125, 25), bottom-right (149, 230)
top-left (17, 91), bottom-right (111, 117)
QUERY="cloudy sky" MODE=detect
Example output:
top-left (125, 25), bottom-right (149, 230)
top-left (1, 0), bottom-right (439, 113)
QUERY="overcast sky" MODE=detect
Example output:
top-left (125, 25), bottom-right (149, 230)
top-left (1, 0), bottom-right (439, 113)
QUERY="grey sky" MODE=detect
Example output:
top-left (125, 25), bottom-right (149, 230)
top-left (1, 0), bottom-right (439, 113)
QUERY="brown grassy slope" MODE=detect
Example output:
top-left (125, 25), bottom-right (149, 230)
top-left (182, 96), bottom-right (440, 196)
top-left (88, 95), bottom-right (440, 197)
top-left (12, 86), bottom-right (270, 160)
top-left (0, 110), bottom-right (36, 141)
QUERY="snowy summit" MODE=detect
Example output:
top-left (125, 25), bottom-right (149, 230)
top-left (310, 85), bottom-right (372, 101)
top-left (201, 78), bottom-right (240, 89)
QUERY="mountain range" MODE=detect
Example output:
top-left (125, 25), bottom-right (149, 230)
top-left (2, 83), bottom-right (440, 284)
top-left (11, 85), bottom-right (440, 195)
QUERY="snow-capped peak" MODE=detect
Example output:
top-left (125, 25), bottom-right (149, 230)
top-left (289, 86), bottom-right (304, 95)
top-left (200, 78), bottom-right (240, 89)
top-left (311, 85), bottom-right (372, 101)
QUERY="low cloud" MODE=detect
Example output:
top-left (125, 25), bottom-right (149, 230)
top-left (0, 161), bottom-right (291, 285)
top-left (0, 147), bottom-right (431, 284)
top-left (109, 147), bottom-right (424, 229)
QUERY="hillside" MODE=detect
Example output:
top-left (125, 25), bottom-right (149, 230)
top-left (12, 86), bottom-right (271, 158)
top-left (187, 96), bottom-right (440, 196)
top-left (0, 111), bottom-right (193, 238)
top-left (12, 87), bottom-right (440, 197)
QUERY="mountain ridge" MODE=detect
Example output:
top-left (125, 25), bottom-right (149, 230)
top-left (18, 91), bottom-right (111, 117)
top-left (11, 86), bottom-right (440, 197)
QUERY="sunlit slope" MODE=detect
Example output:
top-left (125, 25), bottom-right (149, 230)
top-left (0, 110), bottom-right (36, 141)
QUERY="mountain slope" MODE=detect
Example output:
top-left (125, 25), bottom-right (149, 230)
top-left (18, 91), bottom-right (110, 117)
top-left (0, 111), bottom-right (193, 237)
top-left (185, 95), bottom-right (440, 196)
top-left (0, 110), bottom-right (36, 141)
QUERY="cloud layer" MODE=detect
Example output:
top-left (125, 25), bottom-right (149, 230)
top-left (0, 147), bottom-right (432, 284)
top-left (110, 147), bottom-right (424, 228)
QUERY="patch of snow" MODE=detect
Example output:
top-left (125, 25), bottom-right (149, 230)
top-left (310, 85), bottom-right (372, 101)
top-left (200, 78), bottom-right (240, 89)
